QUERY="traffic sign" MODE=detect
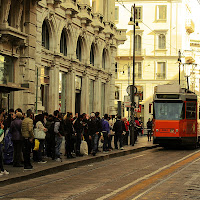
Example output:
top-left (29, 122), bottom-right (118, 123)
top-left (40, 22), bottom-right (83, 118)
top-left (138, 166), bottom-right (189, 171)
top-left (126, 85), bottom-right (137, 95)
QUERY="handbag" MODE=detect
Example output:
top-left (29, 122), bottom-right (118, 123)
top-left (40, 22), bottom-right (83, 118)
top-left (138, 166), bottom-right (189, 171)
top-left (34, 128), bottom-right (46, 139)
top-left (33, 139), bottom-right (40, 151)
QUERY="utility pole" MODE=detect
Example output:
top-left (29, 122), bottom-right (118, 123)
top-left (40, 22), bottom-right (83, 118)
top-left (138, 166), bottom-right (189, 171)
top-left (129, 4), bottom-right (136, 146)
top-left (178, 50), bottom-right (181, 85)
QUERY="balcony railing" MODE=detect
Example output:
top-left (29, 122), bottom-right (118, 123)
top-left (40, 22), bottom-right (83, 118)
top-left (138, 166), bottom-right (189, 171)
top-left (156, 73), bottom-right (166, 80)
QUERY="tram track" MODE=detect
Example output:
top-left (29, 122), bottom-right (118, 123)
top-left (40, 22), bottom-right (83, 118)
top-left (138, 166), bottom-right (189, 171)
top-left (1, 148), bottom-right (200, 200)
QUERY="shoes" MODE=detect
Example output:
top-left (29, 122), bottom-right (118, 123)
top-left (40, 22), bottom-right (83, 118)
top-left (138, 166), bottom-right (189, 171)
top-left (55, 158), bottom-right (62, 162)
top-left (103, 151), bottom-right (108, 153)
top-left (24, 166), bottom-right (33, 170)
top-left (1, 170), bottom-right (9, 175)
top-left (120, 147), bottom-right (124, 150)
top-left (76, 153), bottom-right (83, 157)
top-left (67, 154), bottom-right (76, 159)
top-left (92, 152), bottom-right (96, 156)
top-left (38, 160), bottom-right (47, 164)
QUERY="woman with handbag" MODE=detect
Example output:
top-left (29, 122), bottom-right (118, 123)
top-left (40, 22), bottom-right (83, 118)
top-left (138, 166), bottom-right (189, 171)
top-left (0, 121), bottom-right (9, 175)
top-left (33, 114), bottom-right (47, 163)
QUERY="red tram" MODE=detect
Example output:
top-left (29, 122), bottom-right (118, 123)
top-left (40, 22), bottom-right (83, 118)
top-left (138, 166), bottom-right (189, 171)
top-left (153, 84), bottom-right (200, 148)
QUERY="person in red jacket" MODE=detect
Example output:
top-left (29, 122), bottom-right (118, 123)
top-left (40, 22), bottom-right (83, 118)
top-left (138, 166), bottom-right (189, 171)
top-left (122, 118), bottom-right (129, 145)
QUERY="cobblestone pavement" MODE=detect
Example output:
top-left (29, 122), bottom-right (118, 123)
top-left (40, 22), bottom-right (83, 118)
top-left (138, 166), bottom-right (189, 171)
top-left (1, 145), bottom-right (200, 200)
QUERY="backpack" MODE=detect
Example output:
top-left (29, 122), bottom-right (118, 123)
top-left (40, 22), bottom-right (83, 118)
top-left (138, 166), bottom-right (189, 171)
top-left (3, 130), bottom-right (13, 165)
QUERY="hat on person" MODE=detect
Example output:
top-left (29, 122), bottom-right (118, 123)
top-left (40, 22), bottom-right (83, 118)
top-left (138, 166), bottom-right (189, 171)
top-left (90, 113), bottom-right (95, 117)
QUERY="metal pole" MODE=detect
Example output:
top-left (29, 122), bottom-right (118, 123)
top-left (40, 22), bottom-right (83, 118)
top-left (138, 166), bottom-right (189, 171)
top-left (128, 64), bottom-right (130, 119)
top-left (35, 67), bottom-right (38, 114)
top-left (178, 50), bottom-right (181, 85)
top-left (130, 4), bottom-right (136, 146)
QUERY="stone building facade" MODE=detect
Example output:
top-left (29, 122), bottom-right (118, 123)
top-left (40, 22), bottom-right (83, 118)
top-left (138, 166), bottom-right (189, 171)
top-left (115, 0), bottom-right (198, 126)
top-left (0, 0), bottom-right (126, 115)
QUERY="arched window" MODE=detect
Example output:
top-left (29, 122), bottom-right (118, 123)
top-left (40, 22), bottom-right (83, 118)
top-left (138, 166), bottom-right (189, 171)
top-left (42, 21), bottom-right (49, 50)
top-left (135, 35), bottom-right (141, 52)
top-left (90, 43), bottom-right (95, 65)
top-left (102, 49), bottom-right (106, 69)
top-left (158, 34), bottom-right (166, 49)
top-left (76, 37), bottom-right (82, 61)
top-left (60, 30), bottom-right (67, 56)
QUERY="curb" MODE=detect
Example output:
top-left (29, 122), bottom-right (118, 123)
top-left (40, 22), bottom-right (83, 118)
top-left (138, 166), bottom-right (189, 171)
top-left (0, 145), bottom-right (159, 187)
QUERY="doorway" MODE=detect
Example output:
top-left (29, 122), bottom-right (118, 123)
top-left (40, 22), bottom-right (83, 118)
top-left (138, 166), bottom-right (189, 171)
top-left (75, 92), bottom-right (81, 115)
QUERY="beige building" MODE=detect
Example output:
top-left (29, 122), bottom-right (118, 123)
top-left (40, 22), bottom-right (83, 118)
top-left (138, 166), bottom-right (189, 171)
top-left (0, 0), bottom-right (126, 115)
top-left (115, 0), bottom-right (198, 126)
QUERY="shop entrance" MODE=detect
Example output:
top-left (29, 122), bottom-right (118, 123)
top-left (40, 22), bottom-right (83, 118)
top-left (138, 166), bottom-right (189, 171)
top-left (75, 92), bottom-right (81, 115)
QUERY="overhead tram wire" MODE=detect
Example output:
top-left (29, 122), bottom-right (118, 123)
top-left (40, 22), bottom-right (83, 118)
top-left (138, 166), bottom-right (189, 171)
top-left (116, 0), bottom-right (179, 52)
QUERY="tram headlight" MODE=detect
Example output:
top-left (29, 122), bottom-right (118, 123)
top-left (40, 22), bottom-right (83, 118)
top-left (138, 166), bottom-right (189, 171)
top-left (176, 129), bottom-right (178, 132)
top-left (156, 129), bottom-right (159, 132)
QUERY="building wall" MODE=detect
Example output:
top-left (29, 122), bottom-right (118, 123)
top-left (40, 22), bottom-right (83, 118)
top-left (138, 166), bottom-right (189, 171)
top-left (115, 0), bottom-right (196, 127)
top-left (0, 0), bottom-right (126, 115)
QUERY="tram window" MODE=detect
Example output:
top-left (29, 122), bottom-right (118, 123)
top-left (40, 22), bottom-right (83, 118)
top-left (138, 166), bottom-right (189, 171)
top-left (186, 102), bottom-right (196, 119)
top-left (154, 102), bottom-right (184, 120)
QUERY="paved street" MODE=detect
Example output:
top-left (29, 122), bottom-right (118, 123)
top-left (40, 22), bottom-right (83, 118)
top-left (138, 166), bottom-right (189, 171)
top-left (1, 144), bottom-right (200, 200)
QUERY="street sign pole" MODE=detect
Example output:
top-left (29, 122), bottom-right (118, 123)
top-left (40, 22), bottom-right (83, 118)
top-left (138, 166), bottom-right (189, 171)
top-left (130, 4), bottom-right (136, 146)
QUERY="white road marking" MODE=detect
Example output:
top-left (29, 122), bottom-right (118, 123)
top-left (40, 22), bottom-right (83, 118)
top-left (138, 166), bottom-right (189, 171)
top-left (132, 157), bottom-right (200, 200)
top-left (96, 150), bottom-right (200, 200)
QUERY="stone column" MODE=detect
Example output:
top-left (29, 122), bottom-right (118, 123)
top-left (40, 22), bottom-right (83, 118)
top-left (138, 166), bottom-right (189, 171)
top-left (48, 66), bottom-right (59, 114)
top-left (96, 0), bottom-right (103, 15)
top-left (105, 80), bottom-right (110, 114)
top-left (110, 0), bottom-right (115, 23)
top-left (81, 74), bottom-right (89, 114)
top-left (94, 77), bottom-right (101, 113)
top-left (22, 0), bottom-right (37, 112)
top-left (109, 47), bottom-right (117, 115)
top-left (66, 69), bottom-right (75, 114)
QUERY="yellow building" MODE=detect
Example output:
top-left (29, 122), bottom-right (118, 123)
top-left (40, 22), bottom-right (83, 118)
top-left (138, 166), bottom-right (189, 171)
top-left (115, 0), bottom-right (198, 126)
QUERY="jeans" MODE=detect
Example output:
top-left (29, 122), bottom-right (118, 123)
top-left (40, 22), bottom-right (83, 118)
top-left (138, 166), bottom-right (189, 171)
top-left (114, 133), bottom-right (123, 149)
top-left (92, 134), bottom-right (99, 153)
top-left (102, 131), bottom-right (108, 151)
top-left (55, 135), bottom-right (63, 159)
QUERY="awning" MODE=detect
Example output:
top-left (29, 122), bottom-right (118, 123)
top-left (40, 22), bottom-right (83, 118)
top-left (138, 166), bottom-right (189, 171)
top-left (0, 83), bottom-right (28, 93)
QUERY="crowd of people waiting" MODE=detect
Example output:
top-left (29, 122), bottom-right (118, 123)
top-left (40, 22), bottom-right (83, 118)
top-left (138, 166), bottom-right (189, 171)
top-left (0, 108), bottom-right (132, 175)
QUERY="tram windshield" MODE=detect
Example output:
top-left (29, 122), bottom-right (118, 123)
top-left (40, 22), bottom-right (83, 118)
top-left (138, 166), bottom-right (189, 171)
top-left (154, 102), bottom-right (184, 120)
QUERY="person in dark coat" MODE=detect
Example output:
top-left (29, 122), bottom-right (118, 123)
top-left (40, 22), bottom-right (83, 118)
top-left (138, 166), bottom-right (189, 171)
top-left (113, 115), bottom-right (126, 150)
top-left (73, 114), bottom-right (83, 156)
top-left (88, 112), bottom-right (101, 156)
top-left (147, 118), bottom-right (153, 141)
top-left (63, 113), bottom-right (75, 159)
top-left (10, 112), bottom-right (23, 167)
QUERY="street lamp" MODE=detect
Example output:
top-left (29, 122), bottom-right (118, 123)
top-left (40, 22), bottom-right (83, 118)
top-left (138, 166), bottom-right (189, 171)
top-left (128, 4), bottom-right (139, 146)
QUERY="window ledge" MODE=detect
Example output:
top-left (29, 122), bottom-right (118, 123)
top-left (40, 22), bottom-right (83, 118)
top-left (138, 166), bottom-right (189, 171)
top-left (156, 20), bottom-right (167, 23)
top-left (155, 49), bottom-right (167, 51)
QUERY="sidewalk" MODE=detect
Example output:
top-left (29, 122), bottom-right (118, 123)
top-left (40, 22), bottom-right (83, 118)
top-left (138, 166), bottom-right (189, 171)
top-left (0, 135), bottom-right (158, 187)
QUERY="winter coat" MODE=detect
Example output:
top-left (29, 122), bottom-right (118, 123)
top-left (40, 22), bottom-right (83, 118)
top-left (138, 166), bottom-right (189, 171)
top-left (113, 119), bottom-right (126, 135)
top-left (10, 118), bottom-right (23, 141)
top-left (21, 117), bottom-right (34, 139)
top-left (102, 119), bottom-right (110, 133)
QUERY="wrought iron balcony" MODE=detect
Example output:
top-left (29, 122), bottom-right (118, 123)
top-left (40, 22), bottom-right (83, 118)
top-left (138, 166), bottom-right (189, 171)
top-left (156, 73), bottom-right (166, 80)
